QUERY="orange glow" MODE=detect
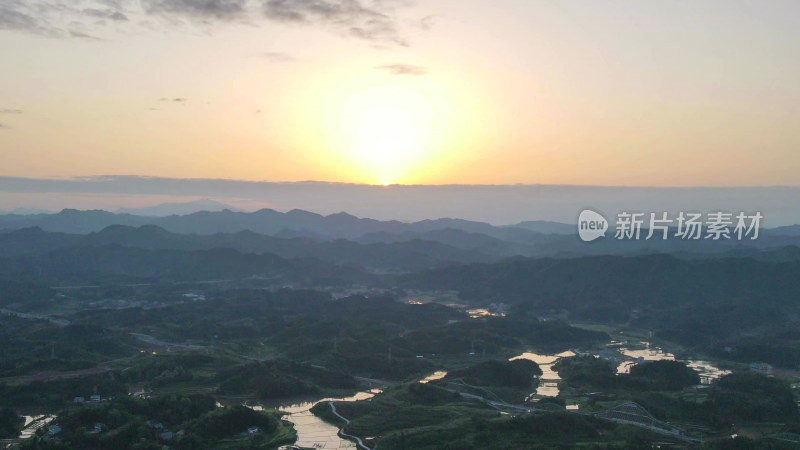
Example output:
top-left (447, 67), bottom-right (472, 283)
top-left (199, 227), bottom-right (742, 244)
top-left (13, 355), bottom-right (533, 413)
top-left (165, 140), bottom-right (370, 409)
top-left (290, 69), bottom-right (478, 185)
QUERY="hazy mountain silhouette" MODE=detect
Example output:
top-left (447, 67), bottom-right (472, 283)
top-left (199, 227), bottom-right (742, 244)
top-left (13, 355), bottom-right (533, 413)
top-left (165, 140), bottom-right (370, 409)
top-left (0, 208), bottom-right (527, 238)
top-left (0, 225), bottom-right (498, 271)
top-left (116, 199), bottom-right (240, 216)
top-left (0, 245), bottom-right (369, 285)
top-left (511, 220), bottom-right (574, 234)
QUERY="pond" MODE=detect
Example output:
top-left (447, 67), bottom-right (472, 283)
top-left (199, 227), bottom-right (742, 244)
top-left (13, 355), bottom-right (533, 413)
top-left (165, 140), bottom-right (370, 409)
top-left (510, 350), bottom-right (576, 398)
top-left (613, 341), bottom-right (730, 383)
top-left (509, 341), bottom-right (731, 401)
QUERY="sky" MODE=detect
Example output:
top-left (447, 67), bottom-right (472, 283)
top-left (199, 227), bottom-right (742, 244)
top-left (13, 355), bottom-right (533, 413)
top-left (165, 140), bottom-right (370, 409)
top-left (1, 0), bottom-right (798, 189)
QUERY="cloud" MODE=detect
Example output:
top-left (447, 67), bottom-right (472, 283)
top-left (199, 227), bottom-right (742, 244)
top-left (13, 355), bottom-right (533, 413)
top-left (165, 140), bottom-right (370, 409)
top-left (0, 108), bottom-right (22, 130)
top-left (264, 0), bottom-right (377, 22)
top-left (419, 14), bottom-right (437, 31)
top-left (82, 8), bottom-right (128, 21)
top-left (259, 51), bottom-right (296, 63)
top-left (69, 30), bottom-right (103, 40)
top-left (375, 63), bottom-right (427, 76)
top-left (0, 1), bottom-right (116, 37)
top-left (0, 3), bottom-right (49, 35)
top-left (142, 0), bottom-right (247, 20)
top-left (262, 0), bottom-right (408, 45)
top-left (0, 0), bottom-right (413, 46)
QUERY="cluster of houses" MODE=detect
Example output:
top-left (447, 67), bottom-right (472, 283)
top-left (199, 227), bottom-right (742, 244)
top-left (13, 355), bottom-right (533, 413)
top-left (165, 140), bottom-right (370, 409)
top-left (234, 426), bottom-right (263, 438)
top-left (146, 421), bottom-right (185, 442)
top-left (72, 394), bottom-right (105, 404)
top-left (145, 421), bottom-right (261, 443)
top-left (749, 361), bottom-right (774, 374)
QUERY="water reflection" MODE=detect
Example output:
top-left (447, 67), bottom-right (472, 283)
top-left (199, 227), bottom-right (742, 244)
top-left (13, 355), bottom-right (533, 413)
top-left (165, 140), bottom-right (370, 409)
top-left (467, 308), bottom-right (501, 318)
top-left (510, 350), bottom-right (575, 398)
top-left (615, 343), bottom-right (675, 373)
top-left (245, 390), bottom-right (380, 449)
top-left (419, 371), bottom-right (447, 384)
top-left (509, 341), bottom-right (731, 402)
top-left (611, 342), bottom-right (730, 383)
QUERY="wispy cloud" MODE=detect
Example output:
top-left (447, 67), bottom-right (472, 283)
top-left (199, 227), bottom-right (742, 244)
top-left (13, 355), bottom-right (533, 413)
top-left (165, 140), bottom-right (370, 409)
top-left (0, 3), bottom-right (53, 36)
top-left (262, 0), bottom-right (408, 46)
top-left (0, 108), bottom-right (22, 130)
top-left (375, 63), bottom-right (427, 75)
top-left (0, 0), bottom-right (413, 46)
top-left (259, 51), bottom-right (297, 63)
top-left (0, 1), bottom-right (118, 38)
top-left (69, 30), bottom-right (103, 40)
top-left (82, 8), bottom-right (128, 21)
top-left (142, 0), bottom-right (247, 20)
top-left (419, 14), bottom-right (438, 31)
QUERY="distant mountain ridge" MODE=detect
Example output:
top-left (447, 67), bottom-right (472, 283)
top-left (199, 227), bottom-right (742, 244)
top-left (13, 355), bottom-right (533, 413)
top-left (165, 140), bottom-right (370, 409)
top-left (1, 208), bottom-right (798, 263)
top-left (116, 199), bottom-right (241, 216)
top-left (0, 225), bottom-right (501, 271)
top-left (0, 243), bottom-right (369, 286)
top-left (0, 207), bottom-right (549, 239)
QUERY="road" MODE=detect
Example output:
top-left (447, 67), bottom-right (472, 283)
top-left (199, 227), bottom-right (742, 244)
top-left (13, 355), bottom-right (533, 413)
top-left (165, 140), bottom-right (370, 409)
top-left (353, 376), bottom-right (396, 388)
top-left (130, 333), bottom-right (205, 351)
top-left (431, 380), bottom-right (701, 443)
top-left (327, 402), bottom-right (373, 450)
top-left (0, 365), bottom-right (114, 384)
top-left (0, 308), bottom-right (70, 326)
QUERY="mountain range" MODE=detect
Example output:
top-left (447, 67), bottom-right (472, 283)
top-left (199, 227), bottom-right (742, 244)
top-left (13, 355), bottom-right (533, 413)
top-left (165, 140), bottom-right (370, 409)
top-left (0, 208), bottom-right (799, 273)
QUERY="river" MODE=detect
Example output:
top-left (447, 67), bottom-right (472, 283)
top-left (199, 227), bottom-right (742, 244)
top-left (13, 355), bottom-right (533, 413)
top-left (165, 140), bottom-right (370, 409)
top-left (245, 390), bottom-right (381, 449)
top-left (511, 341), bottom-right (728, 400)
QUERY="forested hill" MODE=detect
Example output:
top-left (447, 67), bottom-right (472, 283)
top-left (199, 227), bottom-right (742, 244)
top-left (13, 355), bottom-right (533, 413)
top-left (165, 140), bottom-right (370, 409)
top-left (402, 254), bottom-right (800, 310)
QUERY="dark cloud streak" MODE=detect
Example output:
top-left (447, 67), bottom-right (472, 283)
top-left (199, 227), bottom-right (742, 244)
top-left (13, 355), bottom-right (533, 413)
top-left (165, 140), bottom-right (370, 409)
top-left (259, 51), bottom-right (297, 62)
top-left (0, 3), bottom-right (46, 34)
top-left (82, 8), bottom-right (128, 21)
top-left (142, 0), bottom-right (247, 20)
top-left (1, 0), bottom-right (413, 45)
top-left (376, 63), bottom-right (427, 75)
top-left (262, 0), bottom-right (408, 45)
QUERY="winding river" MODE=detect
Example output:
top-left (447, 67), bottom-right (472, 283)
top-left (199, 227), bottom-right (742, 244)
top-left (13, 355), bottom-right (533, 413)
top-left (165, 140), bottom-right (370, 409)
top-left (247, 390), bottom-right (381, 449)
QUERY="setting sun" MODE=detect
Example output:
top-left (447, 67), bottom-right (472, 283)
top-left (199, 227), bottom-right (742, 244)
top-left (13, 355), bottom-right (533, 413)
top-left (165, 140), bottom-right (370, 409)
top-left (295, 72), bottom-right (463, 185)
top-left (337, 86), bottom-right (439, 184)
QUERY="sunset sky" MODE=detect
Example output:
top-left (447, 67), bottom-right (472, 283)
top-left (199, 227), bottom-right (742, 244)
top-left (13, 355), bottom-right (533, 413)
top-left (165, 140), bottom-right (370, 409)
top-left (1, 0), bottom-right (799, 187)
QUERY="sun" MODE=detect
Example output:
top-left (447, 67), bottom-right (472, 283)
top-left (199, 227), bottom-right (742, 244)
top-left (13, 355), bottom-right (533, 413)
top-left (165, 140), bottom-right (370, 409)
top-left (295, 73), bottom-right (464, 185)
top-left (335, 85), bottom-right (441, 184)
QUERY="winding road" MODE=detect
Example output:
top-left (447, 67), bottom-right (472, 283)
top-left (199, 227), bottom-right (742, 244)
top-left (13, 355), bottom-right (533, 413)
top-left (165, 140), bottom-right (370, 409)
top-left (327, 402), bottom-right (373, 450)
